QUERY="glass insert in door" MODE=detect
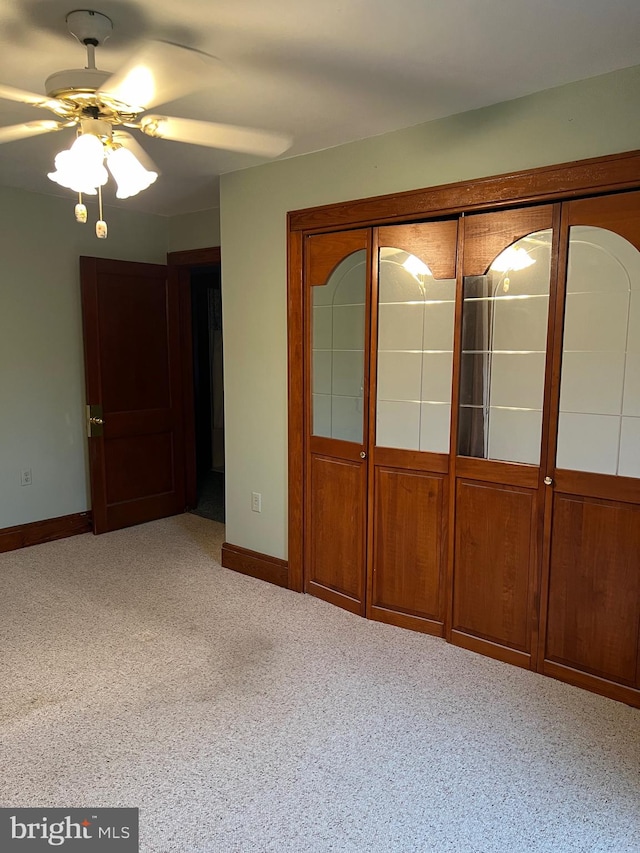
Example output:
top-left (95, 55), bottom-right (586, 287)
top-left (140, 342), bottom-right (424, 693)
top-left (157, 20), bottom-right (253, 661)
top-left (312, 250), bottom-right (367, 443)
top-left (457, 230), bottom-right (553, 464)
top-left (376, 248), bottom-right (456, 452)
top-left (556, 226), bottom-right (640, 477)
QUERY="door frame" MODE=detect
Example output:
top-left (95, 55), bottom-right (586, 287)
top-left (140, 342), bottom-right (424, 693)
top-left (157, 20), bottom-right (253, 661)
top-left (167, 246), bottom-right (221, 509)
top-left (287, 148), bottom-right (640, 596)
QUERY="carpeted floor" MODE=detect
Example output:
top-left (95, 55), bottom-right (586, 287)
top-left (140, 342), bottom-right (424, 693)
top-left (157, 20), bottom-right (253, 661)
top-left (0, 514), bottom-right (639, 852)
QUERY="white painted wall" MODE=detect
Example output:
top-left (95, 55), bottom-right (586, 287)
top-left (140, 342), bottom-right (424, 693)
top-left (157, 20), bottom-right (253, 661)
top-left (167, 208), bottom-right (221, 253)
top-left (220, 64), bottom-right (640, 560)
top-left (0, 186), bottom-right (168, 529)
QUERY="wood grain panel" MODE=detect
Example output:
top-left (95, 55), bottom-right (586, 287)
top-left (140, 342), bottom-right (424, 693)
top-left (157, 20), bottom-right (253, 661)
top-left (371, 467), bottom-right (445, 622)
top-left (567, 188), bottom-right (640, 250)
top-left (308, 453), bottom-right (366, 605)
top-left (455, 457), bottom-right (539, 489)
top-left (373, 446), bottom-right (449, 474)
top-left (378, 220), bottom-right (458, 280)
top-left (553, 469), bottom-right (640, 505)
top-left (545, 495), bottom-right (640, 685)
top-left (105, 433), bottom-right (174, 504)
top-left (97, 274), bottom-right (171, 413)
top-left (453, 480), bottom-right (535, 653)
top-left (463, 206), bottom-right (554, 276)
top-left (306, 229), bottom-right (369, 286)
top-left (290, 149), bottom-right (640, 232)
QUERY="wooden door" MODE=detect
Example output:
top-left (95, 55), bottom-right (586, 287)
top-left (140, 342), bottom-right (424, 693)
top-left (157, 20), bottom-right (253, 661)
top-left (81, 257), bottom-right (185, 533)
top-left (367, 221), bottom-right (458, 635)
top-left (450, 206), bottom-right (557, 668)
top-left (304, 230), bottom-right (370, 614)
top-left (539, 191), bottom-right (640, 706)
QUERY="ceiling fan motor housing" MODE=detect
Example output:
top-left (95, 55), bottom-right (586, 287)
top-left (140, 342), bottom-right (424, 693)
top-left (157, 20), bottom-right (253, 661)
top-left (45, 67), bottom-right (111, 99)
top-left (66, 10), bottom-right (113, 47)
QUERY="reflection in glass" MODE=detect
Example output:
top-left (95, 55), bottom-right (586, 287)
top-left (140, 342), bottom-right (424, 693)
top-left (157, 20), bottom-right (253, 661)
top-left (556, 226), bottom-right (640, 477)
top-left (457, 230), bottom-right (552, 465)
top-left (312, 250), bottom-right (366, 442)
top-left (376, 248), bottom-right (455, 453)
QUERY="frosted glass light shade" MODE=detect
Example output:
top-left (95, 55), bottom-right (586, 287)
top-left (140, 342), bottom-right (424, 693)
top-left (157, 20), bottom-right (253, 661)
top-left (107, 146), bottom-right (158, 199)
top-left (490, 246), bottom-right (536, 273)
top-left (47, 133), bottom-right (108, 194)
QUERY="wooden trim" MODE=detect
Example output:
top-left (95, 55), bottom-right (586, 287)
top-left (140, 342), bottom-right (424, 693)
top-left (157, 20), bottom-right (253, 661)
top-left (450, 629), bottom-right (533, 670)
top-left (553, 470), bottom-right (640, 504)
top-left (167, 246), bottom-right (222, 511)
top-left (221, 542), bottom-right (289, 589)
top-left (537, 203), bottom-right (572, 669)
top-left (174, 265), bottom-right (197, 508)
top-left (542, 659), bottom-right (640, 709)
top-left (306, 581), bottom-right (363, 615)
top-left (289, 149), bottom-right (640, 232)
top-left (0, 512), bottom-right (92, 554)
top-left (167, 246), bottom-right (221, 267)
top-left (365, 228), bottom-right (381, 621)
top-left (455, 457), bottom-right (539, 489)
top-left (372, 447), bottom-right (449, 473)
top-left (287, 227), bottom-right (304, 592)
top-left (369, 605), bottom-right (445, 638)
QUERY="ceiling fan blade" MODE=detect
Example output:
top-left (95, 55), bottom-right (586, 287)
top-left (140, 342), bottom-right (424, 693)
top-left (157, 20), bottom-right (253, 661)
top-left (0, 84), bottom-right (67, 114)
top-left (0, 120), bottom-right (67, 144)
top-left (112, 130), bottom-right (160, 174)
top-left (140, 115), bottom-right (292, 158)
top-left (97, 41), bottom-right (222, 112)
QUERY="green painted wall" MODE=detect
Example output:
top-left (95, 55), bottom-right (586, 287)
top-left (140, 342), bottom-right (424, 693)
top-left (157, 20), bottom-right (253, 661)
top-left (0, 186), bottom-right (168, 528)
top-left (167, 208), bottom-right (220, 253)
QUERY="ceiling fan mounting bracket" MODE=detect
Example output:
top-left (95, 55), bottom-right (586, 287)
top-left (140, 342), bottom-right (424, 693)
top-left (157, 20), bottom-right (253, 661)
top-left (66, 10), bottom-right (113, 47)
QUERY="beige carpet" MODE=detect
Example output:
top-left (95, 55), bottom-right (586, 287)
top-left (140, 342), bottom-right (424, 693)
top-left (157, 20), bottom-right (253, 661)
top-left (0, 514), bottom-right (638, 852)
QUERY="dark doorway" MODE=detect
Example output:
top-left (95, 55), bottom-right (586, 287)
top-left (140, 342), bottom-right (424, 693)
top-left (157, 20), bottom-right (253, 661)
top-left (190, 265), bottom-right (225, 522)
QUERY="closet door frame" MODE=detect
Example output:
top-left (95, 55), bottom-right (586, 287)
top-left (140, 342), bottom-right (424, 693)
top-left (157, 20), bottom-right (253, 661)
top-left (288, 149), bottom-right (640, 597)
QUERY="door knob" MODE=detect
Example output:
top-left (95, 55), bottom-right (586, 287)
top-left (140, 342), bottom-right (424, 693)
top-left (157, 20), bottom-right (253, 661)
top-left (86, 404), bottom-right (104, 437)
top-left (544, 476), bottom-right (553, 486)
top-left (360, 451), bottom-right (367, 459)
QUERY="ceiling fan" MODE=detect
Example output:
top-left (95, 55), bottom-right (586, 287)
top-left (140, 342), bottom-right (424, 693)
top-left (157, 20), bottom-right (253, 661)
top-left (0, 9), bottom-right (292, 236)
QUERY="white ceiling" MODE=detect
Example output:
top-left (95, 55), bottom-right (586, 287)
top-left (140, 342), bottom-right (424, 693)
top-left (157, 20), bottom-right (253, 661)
top-left (1, 0), bottom-right (640, 216)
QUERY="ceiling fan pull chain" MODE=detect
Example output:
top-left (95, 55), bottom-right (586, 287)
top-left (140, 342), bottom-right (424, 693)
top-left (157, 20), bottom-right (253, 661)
top-left (75, 191), bottom-right (87, 224)
top-left (96, 184), bottom-right (107, 239)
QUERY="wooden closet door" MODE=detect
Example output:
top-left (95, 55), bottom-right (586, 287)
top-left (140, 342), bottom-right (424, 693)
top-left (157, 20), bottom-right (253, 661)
top-left (450, 206), bottom-right (557, 669)
top-left (539, 191), bottom-right (640, 707)
top-left (304, 230), bottom-right (371, 614)
top-left (367, 221), bottom-right (458, 635)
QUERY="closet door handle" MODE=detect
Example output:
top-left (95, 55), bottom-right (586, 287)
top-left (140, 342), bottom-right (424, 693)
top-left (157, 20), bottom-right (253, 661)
top-left (360, 451), bottom-right (367, 459)
top-left (544, 476), bottom-right (553, 486)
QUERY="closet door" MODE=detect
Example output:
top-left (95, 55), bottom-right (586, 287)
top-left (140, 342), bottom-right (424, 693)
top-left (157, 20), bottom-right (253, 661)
top-left (367, 221), bottom-right (458, 635)
top-left (451, 206), bottom-right (556, 668)
top-left (305, 230), bottom-right (371, 614)
top-left (540, 191), bottom-right (640, 706)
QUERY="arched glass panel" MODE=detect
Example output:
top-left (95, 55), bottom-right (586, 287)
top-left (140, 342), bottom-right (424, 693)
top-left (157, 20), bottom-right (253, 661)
top-left (458, 229), bottom-right (553, 464)
top-left (312, 250), bottom-right (367, 442)
top-left (556, 227), bottom-right (640, 477)
top-left (376, 249), bottom-right (455, 452)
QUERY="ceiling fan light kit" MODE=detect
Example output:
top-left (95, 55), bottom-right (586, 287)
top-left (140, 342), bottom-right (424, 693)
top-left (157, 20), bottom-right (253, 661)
top-left (0, 8), bottom-right (293, 238)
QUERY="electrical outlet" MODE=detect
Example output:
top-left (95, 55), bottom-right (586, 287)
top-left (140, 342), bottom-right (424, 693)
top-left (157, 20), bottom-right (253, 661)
top-left (251, 491), bottom-right (262, 513)
top-left (20, 468), bottom-right (32, 486)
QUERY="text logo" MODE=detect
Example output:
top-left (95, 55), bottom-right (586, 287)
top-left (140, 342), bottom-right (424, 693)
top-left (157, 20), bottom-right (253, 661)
top-left (0, 809), bottom-right (138, 852)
